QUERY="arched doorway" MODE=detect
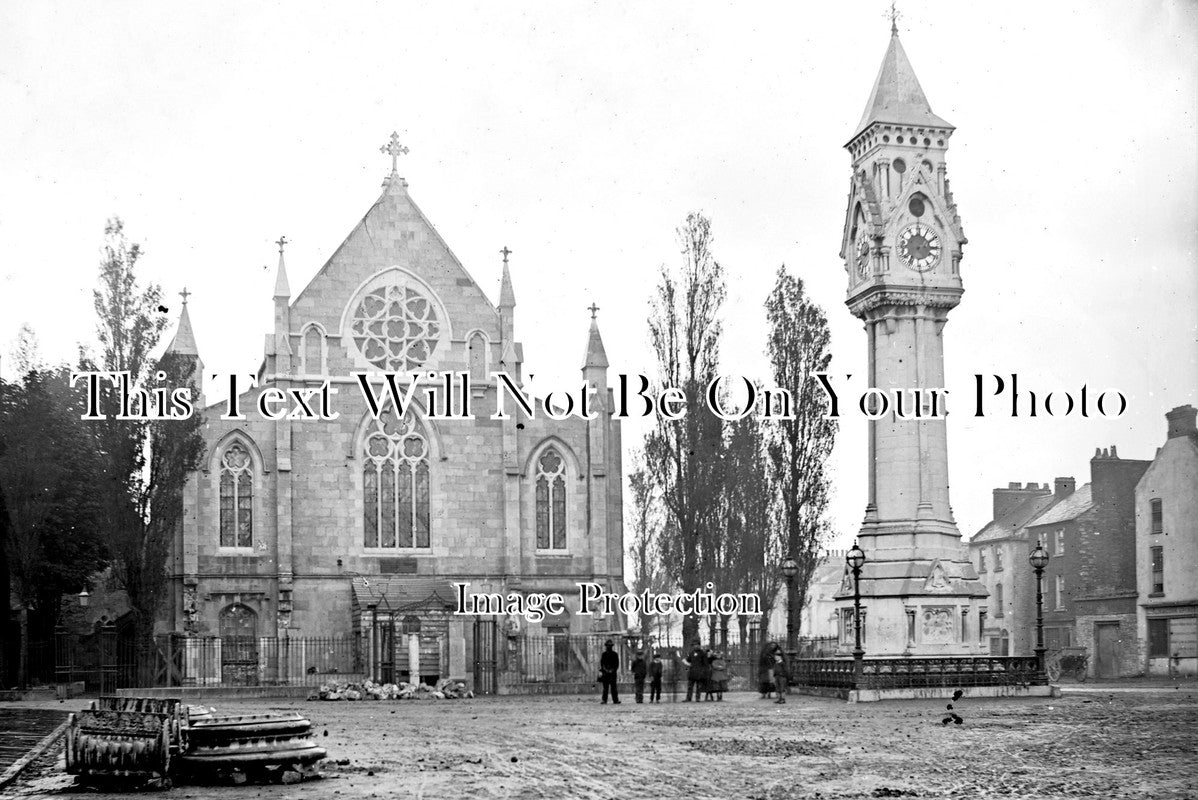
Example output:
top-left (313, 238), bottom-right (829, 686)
top-left (219, 604), bottom-right (259, 685)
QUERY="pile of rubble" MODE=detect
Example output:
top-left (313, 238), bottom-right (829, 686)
top-left (314, 678), bottom-right (473, 701)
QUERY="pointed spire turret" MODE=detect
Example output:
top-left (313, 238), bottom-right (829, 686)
top-left (582, 305), bottom-right (609, 371)
top-left (166, 288), bottom-right (199, 356)
top-left (274, 236), bottom-right (291, 299)
top-left (498, 246), bottom-right (516, 309)
top-left (852, 27), bottom-right (952, 140)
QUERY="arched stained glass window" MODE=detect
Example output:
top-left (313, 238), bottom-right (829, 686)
top-left (219, 442), bottom-right (253, 548)
top-left (535, 448), bottom-right (566, 550)
top-left (364, 406), bottom-right (431, 549)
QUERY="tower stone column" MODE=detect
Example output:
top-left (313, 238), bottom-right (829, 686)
top-left (834, 26), bottom-right (987, 656)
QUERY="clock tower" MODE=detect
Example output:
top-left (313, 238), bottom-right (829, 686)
top-left (835, 24), bottom-right (988, 656)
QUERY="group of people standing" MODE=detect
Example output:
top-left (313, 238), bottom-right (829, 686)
top-left (599, 639), bottom-right (781, 705)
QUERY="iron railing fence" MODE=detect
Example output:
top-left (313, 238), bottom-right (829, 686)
top-left (791, 655), bottom-right (1048, 692)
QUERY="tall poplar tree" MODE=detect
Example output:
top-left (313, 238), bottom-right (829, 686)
top-left (643, 212), bottom-right (727, 647)
top-left (764, 265), bottom-right (837, 642)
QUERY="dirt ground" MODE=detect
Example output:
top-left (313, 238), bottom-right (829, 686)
top-left (3, 686), bottom-right (1197, 799)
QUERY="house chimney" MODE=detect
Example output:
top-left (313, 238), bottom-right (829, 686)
top-left (993, 481), bottom-right (1051, 519)
top-left (1054, 477), bottom-right (1076, 498)
top-left (1166, 405), bottom-right (1197, 439)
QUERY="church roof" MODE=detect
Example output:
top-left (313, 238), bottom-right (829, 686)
top-left (583, 317), bottom-right (608, 369)
top-left (165, 303), bottom-right (199, 357)
top-left (852, 30), bottom-right (953, 140)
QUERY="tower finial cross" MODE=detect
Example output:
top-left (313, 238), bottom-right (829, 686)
top-left (587, 302), bottom-right (600, 320)
top-left (276, 235), bottom-right (288, 255)
top-left (887, 0), bottom-right (901, 34)
top-left (179, 287), bottom-right (191, 306)
top-left (500, 246), bottom-right (513, 265)
top-left (380, 131), bottom-right (409, 173)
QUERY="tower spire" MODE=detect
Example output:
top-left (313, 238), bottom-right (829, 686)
top-left (888, 0), bottom-right (900, 35)
top-left (166, 289), bottom-right (199, 356)
top-left (498, 247), bottom-right (516, 309)
top-left (274, 235), bottom-right (291, 299)
top-left (851, 21), bottom-right (952, 140)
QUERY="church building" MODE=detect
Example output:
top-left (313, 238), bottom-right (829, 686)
top-left (163, 137), bottom-right (625, 685)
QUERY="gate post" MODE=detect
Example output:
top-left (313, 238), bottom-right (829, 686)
top-left (100, 622), bottom-right (117, 695)
top-left (54, 625), bottom-right (70, 686)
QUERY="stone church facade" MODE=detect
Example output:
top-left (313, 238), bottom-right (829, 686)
top-left (163, 151), bottom-right (625, 683)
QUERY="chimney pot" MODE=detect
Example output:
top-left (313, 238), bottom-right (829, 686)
top-left (1166, 405), bottom-right (1197, 439)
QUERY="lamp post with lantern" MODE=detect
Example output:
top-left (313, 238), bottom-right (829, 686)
top-left (1028, 541), bottom-right (1050, 674)
top-left (781, 556), bottom-right (799, 652)
top-left (846, 543), bottom-right (867, 678)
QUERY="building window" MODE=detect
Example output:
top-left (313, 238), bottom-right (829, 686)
top-left (1151, 546), bottom-right (1165, 594)
top-left (219, 443), bottom-right (254, 548)
top-left (303, 326), bottom-right (324, 374)
top-left (978, 550), bottom-right (987, 572)
top-left (993, 583), bottom-right (1004, 617)
top-left (468, 332), bottom-right (487, 383)
top-left (349, 277), bottom-right (442, 372)
top-left (535, 448), bottom-right (567, 550)
top-left (1054, 575), bottom-right (1065, 610)
top-left (994, 545), bottom-right (1004, 572)
top-left (1151, 498), bottom-right (1163, 535)
top-left (1053, 528), bottom-right (1064, 556)
top-left (363, 406), bottom-right (431, 549)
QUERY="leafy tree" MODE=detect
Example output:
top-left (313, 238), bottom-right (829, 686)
top-left (720, 413), bottom-right (781, 645)
top-left (626, 451), bottom-right (670, 643)
top-left (643, 212), bottom-right (727, 647)
top-left (83, 218), bottom-right (204, 670)
top-left (0, 362), bottom-right (107, 687)
top-left (764, 265), bottom-right (837, 644)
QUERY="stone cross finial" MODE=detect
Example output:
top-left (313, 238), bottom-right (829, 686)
top-left (500, 246), bottom-right (513, 265)
top-left (179, 287), bottom-right (191, 306)
top-left (276, 235), bottom-right (288, 254)
top-left (380, 131), bottom-right (409, 173)
top-left (587, 302), bottom-right (600, 320)
top-left (887, 0), bottom-right (901, 34)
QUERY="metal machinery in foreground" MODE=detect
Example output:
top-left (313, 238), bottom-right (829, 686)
top-left (65, 697), bottom-right (326, 788)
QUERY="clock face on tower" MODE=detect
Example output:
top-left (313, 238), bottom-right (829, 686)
top-left (855, 232), bottom-right (870, 278)
top-left (897, 223), bottom-right (942, 271)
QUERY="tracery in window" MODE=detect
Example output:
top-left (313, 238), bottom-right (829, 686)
top-left (219, 442), bottom-right (253, 548)
top-left (349, 281), bottom-right (441, 372)
top-left (535, 448), bottom-right (567, 550)
top-left (364, 406), bottom-right (430, 549)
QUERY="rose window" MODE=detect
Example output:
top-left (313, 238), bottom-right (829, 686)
top-left (350, 283), bottom-right (441, 371)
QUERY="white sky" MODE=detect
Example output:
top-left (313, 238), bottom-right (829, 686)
top-left (2, 1), bottom-right (1195, 552)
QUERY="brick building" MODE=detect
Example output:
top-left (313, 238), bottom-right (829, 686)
top-left (164, 155), bottom-right (625, 685)
top-left (1136, 405), bottom-right (1198, 676)
top-left (970, 448), bottom-right (1149, 678)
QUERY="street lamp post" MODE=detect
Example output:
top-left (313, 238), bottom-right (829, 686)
top-left (781, 556), bottom-right (799, 652)
top-left (846, 543), bottom-right (867, 681)
top-left (1029, 541), bottom-right (1050, 675)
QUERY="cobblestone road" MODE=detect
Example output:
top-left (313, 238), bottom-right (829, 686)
top-left (4, 687), bottom-right (1196, 799)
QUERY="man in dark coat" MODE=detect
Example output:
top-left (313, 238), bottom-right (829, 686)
top-left (685, 644), bottom-right (709, 701)
top-left (631, 650), bottom-right (647, 703)
top-left (599, 639), bottom-right (621, 704)
top-left (649, 652), bottom-right (664, 703)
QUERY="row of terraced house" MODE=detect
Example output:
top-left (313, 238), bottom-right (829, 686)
top-left (969, 405), bottom-right (1198, 679)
